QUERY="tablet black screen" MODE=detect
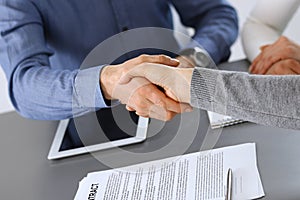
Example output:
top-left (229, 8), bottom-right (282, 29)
top-left (59, 104), bottom-right (139, 151)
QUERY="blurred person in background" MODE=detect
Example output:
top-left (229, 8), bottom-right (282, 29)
top-left (242, 0), bottom-right (300, 75)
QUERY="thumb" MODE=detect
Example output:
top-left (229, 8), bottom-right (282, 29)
top-left (165, 89), bottom-right (178, 102)
top-left (119, 64), bottom-right (166, 85)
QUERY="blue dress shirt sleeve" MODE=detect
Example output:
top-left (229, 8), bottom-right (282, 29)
top-left (0, 0), bottom-right (238, 120)
top-left (0, 1), bottom-right (112, 120)
top-left (171, 0), bottom-right (239, 63)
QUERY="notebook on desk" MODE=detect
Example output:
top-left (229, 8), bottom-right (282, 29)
top-left (207, 111), bottom-right (244, 129)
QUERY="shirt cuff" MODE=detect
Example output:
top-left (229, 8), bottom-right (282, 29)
top-left (198, 37), bottom-right (230, 64)
top-left (74, 65), bottom-right (119, 110)
top-left (181, 37), bottom-right (230, 64)
top-left (97, 66), bottom-right (120, 107)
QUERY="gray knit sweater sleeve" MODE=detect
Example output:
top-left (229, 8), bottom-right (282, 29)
top-left (190, 67), bottom-right (300, 130)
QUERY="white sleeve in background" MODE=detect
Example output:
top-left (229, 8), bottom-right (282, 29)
top-left (242, 0), bottom-right (300, 61)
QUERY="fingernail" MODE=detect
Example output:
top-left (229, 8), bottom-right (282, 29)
top-left (171, 58), bottom-right (180, 63)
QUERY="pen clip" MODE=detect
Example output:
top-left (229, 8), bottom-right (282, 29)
top-left (225, 168), bottom-right (232, 200)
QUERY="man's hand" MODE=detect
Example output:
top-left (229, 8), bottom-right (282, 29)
top-left (100, 54), bottom-right (193, 121)
top-left (100, 54), bottom-right (180, 100)
top-left (249, 36), bottom-right (300, 74)
top-left (119, 63), bottom-right (194, 104)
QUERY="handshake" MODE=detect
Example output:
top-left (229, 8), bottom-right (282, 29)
top-left (100, 54), bottom-right (195, 121)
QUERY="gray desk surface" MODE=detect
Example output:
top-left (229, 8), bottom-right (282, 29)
top-left (1, 60), bottom-right (300, 200)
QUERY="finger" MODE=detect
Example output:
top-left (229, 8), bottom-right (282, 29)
top-left (257, 61), bottom-right (273, 74)
top-left (128, 96), bottom-right (153, 117)
top-left (136, 54), bottom-right (179, 67)
top-left (249, 53), bottom-right (263, 73)
top-left (281, 59), bottom-right (300, 74)
top-left (253, 57), bottom-right (272, 74)
top-left (251, 62), bottom-right (261, 74)
top-left (149, 106), bottom-right (177, 121)
top-left (166, 101), bottom-right (193, 113)
top-left (265, 69), bottom-right (274, 75)
top-left (135, 112), bottom-right (149, 118)
top-left (290, 60), bottom-right (300, 74)
top-left (134, 99), bottom-right (176, 121)
top-left (251, 45), bottom-right (276, 74)
top-left (248, 64), bottom-right (254, 73)
top-left (257, 53), bottom-right (286, 74)
top-left (252, 54), bottom-right (269, 74)
top-left (134, 101), bottom-right (177, 121)
top-left (266, 67), bottom-right (296, 75)
top-left (147, 88), bottom-right (193, 113)
top-left (119, 63), bottom-right (169, 84)
top-left (165, 89), bottom-right (178, 101)
top-left (265, 60), bottom-right (298, 75)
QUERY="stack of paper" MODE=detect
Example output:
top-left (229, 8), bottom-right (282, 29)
top-left (74, 143), bottom-right (264, 200)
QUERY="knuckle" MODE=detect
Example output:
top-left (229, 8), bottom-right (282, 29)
top-left (279, 36), bottom-right (288, 43)
top-left (121, 67), bottom-right (129, 75)
top-left (150, 91), bottom-right (158, 98)
top-left (165, 112), bottom-right (174, 121)
top-left (158, 100), bottom-right (167, 108)
top-left (150, 91), bottom-right (163, 103)
top-left (144, 85), bottom-right (155, 94)
top-left (268, 55), bottom-right (275, 62)
top-left (260, 52), bottom-right (267, 59)
top-left (158, 54), bottom-right (167, 62)
top-left (126, 106), bottom-right (134, 111)
top-left (139, 54), bottom-right (149, 62)
top-left (156, 99), bottom-right (164, 107)
top-left (136, 111), bottom-right (148, 118)
top-left (136, 110), bottom-right (147, 116)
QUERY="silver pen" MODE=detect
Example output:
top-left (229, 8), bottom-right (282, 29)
top-left (225, 168), bottom-right (233, 200)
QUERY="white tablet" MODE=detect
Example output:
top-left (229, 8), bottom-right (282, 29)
top-left (48, 104), bottom-right (148, 160)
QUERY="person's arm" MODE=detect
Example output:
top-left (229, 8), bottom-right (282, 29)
top-left (171, 0), bottom-right (238, 64)
top-left (0, 1), bottom-right (190, 121)
top-left (242, 0), bottom-right (300, 62)
top-left (0, 1), bottom-right (111, 120)
top-left (120, 65), bottom-right (300, 130)
top-left (191, 67), bottom-right (300, 130)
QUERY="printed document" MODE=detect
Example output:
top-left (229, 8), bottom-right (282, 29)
top-left (74, 143), bottom-right (264, 200)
